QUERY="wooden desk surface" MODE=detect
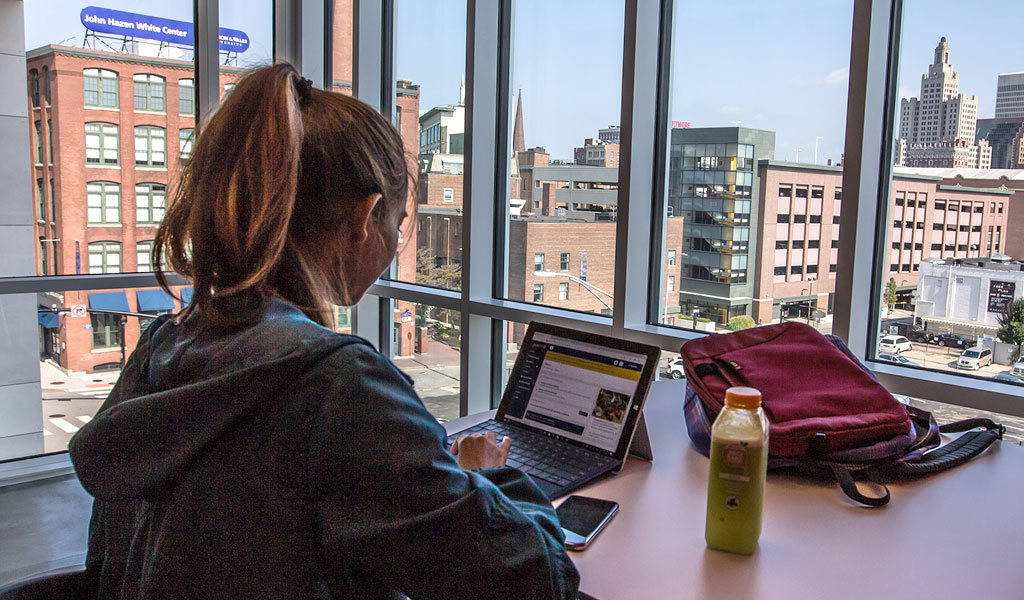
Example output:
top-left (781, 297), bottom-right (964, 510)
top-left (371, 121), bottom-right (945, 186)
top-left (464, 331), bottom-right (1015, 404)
top-left (446, 380), bottom-right (1024, 599)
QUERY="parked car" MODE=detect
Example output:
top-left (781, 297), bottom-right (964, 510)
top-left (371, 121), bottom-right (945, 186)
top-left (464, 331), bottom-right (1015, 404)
top-left (666, 357), bottom-right (686, 379)
top-left (891, 322), bottom-right (931, 343)
top-left (957, 346), bottom-right (993, 370)
top-left (877, 353), bottom-right (919, 366)
top-left (1012, 359), bottom-right (1024, 378)
top-left (933, 333), bottom-right (970, 348)
top-left (878, 335), bottom-right (912, 354)
top-left (993, 373), bottom-right (1024, 384)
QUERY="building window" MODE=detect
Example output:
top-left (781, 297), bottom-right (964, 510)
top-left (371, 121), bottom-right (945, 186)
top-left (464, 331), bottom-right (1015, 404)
top-left (83, 68), bottom-right (118, 108)
top-left (34, 121), bottom-right (42, 163)
top-left (534, 253), bottom-right (544, 271)
top-left (775, 240), bottom-right (788, 249)
top-left (30, 70), bottom-right (40, 107)
top-left (561, 252), bottom-right (571, 270)
top-left (180, 128), bottom-right (194, 162)
top-left (443, 188), bottom-right (454, 203)
top-left (43, 67), bottom-right (50, 104)
top-left (777, 214), bottom-right (790, 223)
top-left (47, 119), bottom-right (53, 164)
top-left (91, 313), bottom-right (124, 349)
top-left (135, 126), bottom-right (166, 167)
top-left (39, 240), bottom-right (47, 275)
top-left (50, 178), bottom-right (55, 222)
top-left (36, 178), bottom-right (44, 221)
top-left (88, 241), bottom-right (121, 274)
top-left (133, 74), bottom-right (166, 111)
top-left (667, 250), bottom-right (676, 266)
top-left (774, 266), bottom-right (786, 276)
top-left (559, 282), bottom-right (569, 301)
top-left (136, 183), bottom-right (167, 225)
top-left (533, 284), bottom-right (544, 302)
top-left (668, 276), bottom-right (675, 291)
top-left (178, 78), bottom-right (194, 115)
top-left (85, 122), bottom-right (119, 165)
top-left (86, 182), bottom-right (120, 224)
top-left (137, 241), bottom-right (154, 272)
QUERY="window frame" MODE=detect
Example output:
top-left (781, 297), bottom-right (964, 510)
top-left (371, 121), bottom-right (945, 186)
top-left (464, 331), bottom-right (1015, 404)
top-left (83, 68), bottom-right (119, 109)
top-left (86, 181), bottom-right (121, 225)
top-left (135, 183), bottom-right (167, 226)
top-left (85, 122), bottom-right (120, 165)
top-left (133, 73), bottom-right (166, 112)
top-left (134, 125), bottom-right (167, 167)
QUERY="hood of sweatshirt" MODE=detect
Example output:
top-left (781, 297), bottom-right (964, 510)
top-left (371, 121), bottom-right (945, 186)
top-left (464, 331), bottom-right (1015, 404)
top-left (69, 297), bottom-right (363, 501)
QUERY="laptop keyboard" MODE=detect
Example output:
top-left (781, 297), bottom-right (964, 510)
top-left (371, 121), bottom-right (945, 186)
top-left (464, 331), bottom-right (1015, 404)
top-left (446, 420), bottom-right (613, 488)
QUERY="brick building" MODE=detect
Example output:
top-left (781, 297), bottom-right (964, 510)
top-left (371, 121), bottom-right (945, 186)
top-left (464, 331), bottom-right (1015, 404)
top-left (753, 161), bottom-right (1013, 324)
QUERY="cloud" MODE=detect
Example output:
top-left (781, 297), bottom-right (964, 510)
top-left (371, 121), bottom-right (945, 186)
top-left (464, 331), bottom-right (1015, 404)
top-left (824, 67), bottom-right (849, 86)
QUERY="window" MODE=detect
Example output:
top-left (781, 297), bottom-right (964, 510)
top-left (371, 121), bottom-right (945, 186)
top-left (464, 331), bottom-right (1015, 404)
top-left (90, 313), bottom-right (124, 349)
top-left (83, 68), bottom-right (118, 108)
top-left (180, 128), bottom-right (194, 162)
top-left (443, 188), bottom-right (454, 203)
top-left (668, 276), bottom-right (675, 292)
top-left (793, 240), bottom-right (805, 249)
top-left (561, 252), bottom-right (571, 270)
top-left (85, 123), bottom-right (119, 165)
top-left (775, 240), bottom-right (788, 249)
top-left (133, 74), bottom-right (166, 111)
top-left (87, 241), bottom-right (121, 274)
top-left (774, 266), bottom-right (786, 276)
top-left (86, 182), bottom-right (120, 224)
top-left (30, 69), bottom-right (40, 107)
top-left (47, 119), bottom-right (53, 164)
top-left (36, 178), bottom-right (44, 221)
top-left (34, 121), bottom-right (42, 163)
top-left (534, 253), bottom-right (544, 271)
top-left (179, 79), bottom-right (195, 115)
top-left (137, 241), bottom-right (154, 272)
top-left (135, 126), bottom-right (166, 167)
top-left (136, 184), bottom-right (166, 225)
top-left (559, 282), bottom-right (569, 301)
top-left (39, 240), bottom-right (47, 275)
top-left (533, 284), bottom-right (544, 302)
top-left (778, 214), bottom-right (790, 223)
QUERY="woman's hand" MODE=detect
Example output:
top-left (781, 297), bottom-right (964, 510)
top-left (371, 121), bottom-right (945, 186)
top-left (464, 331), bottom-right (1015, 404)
top-left (450, 431), bottom-right (512, 470)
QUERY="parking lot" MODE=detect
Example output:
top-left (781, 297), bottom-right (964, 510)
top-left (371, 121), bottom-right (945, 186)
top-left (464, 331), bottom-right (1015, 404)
top-left (882, 341), bottom-right (1016, 379)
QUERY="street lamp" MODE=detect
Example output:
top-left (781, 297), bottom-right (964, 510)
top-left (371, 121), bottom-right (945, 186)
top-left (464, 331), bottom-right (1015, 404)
top-left (692, 307), bottom-right (700, 329)
top-left (534, 270), bottom-right (613, 311)
top-left (800, 287), bottom-right (809, 325)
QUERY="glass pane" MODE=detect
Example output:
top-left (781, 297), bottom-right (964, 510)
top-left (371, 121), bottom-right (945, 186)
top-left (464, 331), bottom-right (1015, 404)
top-left (394, 0), bottom-right (465, 291)
top-left (390, 301), bottom-right (461, 422)
top-left (878, 0), bottom-right (1024, 385)
top-left (219, 1), bottom-right (270, 97)
top-left (15, 286), bottom-right (191, 457)
top-left (504, 0), bottom-right (624, 315)
top-left (657, 2), bottom-right (852, 332)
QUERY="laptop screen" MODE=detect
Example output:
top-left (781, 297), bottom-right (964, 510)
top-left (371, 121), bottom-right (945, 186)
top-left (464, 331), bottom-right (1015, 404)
top-left (502, 331), bottom-right (649, 454)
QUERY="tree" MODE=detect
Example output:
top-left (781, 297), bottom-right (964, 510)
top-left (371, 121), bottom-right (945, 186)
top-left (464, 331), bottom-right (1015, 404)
top-left (997, 297), bottom-right (1024, 356)
top-left (416, 247), bottom-right (462, 291)
top-left (727, 315), bottom-right (755, 331)
top-left (884, 277), bottom-right (898, 311)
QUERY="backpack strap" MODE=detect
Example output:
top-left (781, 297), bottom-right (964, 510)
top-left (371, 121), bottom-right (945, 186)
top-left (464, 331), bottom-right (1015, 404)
top-left (831, 464), bottom-right (891, 507)
top-left (892, 418), bottom-right (1004, 476)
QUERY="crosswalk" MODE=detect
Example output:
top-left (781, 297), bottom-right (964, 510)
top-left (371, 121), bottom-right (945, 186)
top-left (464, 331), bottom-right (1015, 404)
top-left (43, 415), bottom-right (92, 436)
top-left (66, 386), bottom-right (114, 399)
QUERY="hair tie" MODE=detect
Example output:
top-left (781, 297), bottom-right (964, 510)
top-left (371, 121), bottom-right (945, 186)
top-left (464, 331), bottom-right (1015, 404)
top-left (295, 76), bottom-right (313, 106)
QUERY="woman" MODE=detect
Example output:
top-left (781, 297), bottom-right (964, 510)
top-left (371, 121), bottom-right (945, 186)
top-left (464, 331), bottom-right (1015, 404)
top-left (69, 63), bottom-right (579, 599)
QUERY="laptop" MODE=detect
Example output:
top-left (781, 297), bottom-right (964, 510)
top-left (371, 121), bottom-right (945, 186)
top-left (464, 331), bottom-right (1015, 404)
top-left (446, 321), bottom-right (661, 499)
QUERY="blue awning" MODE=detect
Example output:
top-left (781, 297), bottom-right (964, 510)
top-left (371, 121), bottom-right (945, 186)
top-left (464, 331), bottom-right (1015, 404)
top-left (180, 287), bottom-right (194, 305)
top-left (88, 291), bottom-right (130, 312)
top-left (38, 308), bottom-right (59, 328)
top-left (136, 289), bottom-right (176, 312)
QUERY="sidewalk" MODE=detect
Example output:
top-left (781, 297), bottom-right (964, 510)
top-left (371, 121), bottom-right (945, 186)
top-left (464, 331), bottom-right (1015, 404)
top-left (39, 360), bottom-right (119, 394)
top-left (393, 339), bottom-right (461, 371)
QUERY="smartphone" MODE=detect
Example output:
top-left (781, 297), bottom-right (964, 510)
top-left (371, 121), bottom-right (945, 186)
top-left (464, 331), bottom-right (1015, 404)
top-left (555, 495), bottom-right (619, 551)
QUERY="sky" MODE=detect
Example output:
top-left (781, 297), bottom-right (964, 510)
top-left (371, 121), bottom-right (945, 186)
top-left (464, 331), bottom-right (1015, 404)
top-left (26, 0), bottom-right (1024, 163)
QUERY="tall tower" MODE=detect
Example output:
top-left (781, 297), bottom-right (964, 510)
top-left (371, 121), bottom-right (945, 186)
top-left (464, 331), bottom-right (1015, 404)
top-left (995, 72), bottom-right (1024, 119)
top-left (512, 89), bottom-right (526, 154)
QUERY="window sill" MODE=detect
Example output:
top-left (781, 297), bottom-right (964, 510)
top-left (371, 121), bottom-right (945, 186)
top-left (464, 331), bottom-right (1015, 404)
top-left (84, 106), bottom-right (119, 112)
top-left (85, 164), bottom-right (120, 169)
top-left (134, 110), bottom-right (167, 116)
top-left (135, 166), bottom-right (167, 171)
top-left (86, 224), bottom-right (122, 228)
top-left (90, 348), bottom-right (120, 354)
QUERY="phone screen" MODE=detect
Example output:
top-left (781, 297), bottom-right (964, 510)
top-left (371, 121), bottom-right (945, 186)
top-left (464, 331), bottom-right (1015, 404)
top-left (555, 495), bottom-right (618, 549)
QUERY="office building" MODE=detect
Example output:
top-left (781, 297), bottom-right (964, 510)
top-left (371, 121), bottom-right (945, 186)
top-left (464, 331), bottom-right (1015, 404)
top-left (977, 117), bottom-right (1024, 169)
top-left (598, 125), bottom-right (620, 145)
top-left (897, 37), bottom-right (990, 168)
top-left (667, 126), bottom-right (775, 323)
top-left (994, 72), bottom-right (1024, 119)
top-left (573, 138), bottom-right (620, 168)
top-left (752, 162), bottom-right (1013, 324)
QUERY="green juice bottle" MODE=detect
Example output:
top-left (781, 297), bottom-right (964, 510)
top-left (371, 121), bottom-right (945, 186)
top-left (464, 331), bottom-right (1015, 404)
top-left (705, 386), bottom-right (769, 555)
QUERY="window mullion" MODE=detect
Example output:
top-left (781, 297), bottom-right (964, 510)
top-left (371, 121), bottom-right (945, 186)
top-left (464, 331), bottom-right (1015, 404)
top-left (194, 0), bottom-right (220, 123)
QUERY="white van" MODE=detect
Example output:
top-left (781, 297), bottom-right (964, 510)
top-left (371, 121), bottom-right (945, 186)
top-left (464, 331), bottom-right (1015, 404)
top-left (1012, 358), bottom-right (1024, 378)
top-left (878, 335), bottom-right (912, 354)
top-left (958, 346), bottom-right (993, 370)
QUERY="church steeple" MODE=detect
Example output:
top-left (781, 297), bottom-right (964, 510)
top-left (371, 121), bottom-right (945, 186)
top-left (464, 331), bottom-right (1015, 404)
top-left (512, 88), bottom-right (526, 154)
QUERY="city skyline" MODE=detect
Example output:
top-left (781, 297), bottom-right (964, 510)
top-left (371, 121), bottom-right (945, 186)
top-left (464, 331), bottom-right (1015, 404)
top-left (25, 1), bottom-right (1022, 164)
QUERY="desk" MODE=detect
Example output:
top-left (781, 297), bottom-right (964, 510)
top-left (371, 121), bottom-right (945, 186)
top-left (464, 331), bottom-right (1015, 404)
top-left (446, 380), bottom-right (1024, 599)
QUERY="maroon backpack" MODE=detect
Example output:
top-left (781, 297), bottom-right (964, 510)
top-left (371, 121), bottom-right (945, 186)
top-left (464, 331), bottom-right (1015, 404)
top-left (681, 321), bottom-right (1004, 506)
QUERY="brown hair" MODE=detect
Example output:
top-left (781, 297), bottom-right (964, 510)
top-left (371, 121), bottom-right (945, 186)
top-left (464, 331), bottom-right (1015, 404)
top-left (154, 63), bottom-right (411, 328)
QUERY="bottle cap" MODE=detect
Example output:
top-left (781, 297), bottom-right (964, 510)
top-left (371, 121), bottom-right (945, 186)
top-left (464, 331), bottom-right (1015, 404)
top-left (725, 386), bottom-right (761, 409)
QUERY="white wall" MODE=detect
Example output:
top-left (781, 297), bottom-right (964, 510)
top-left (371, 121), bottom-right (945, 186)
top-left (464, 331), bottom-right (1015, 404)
top-left (0, 0), bottom-right (45, 459)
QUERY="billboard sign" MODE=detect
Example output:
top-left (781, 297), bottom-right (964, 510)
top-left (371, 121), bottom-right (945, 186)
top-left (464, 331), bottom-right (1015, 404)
top-left (988, 280), bottom-right (1016, 314)
top-left (671, 121), bottom-right (692, 129)
top-left (81, 6), bottom-right (250, 53)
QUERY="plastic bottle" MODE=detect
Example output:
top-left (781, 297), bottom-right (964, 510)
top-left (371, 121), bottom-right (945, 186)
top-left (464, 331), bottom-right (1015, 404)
top-left (704, 386), bottom-right (769, 555)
